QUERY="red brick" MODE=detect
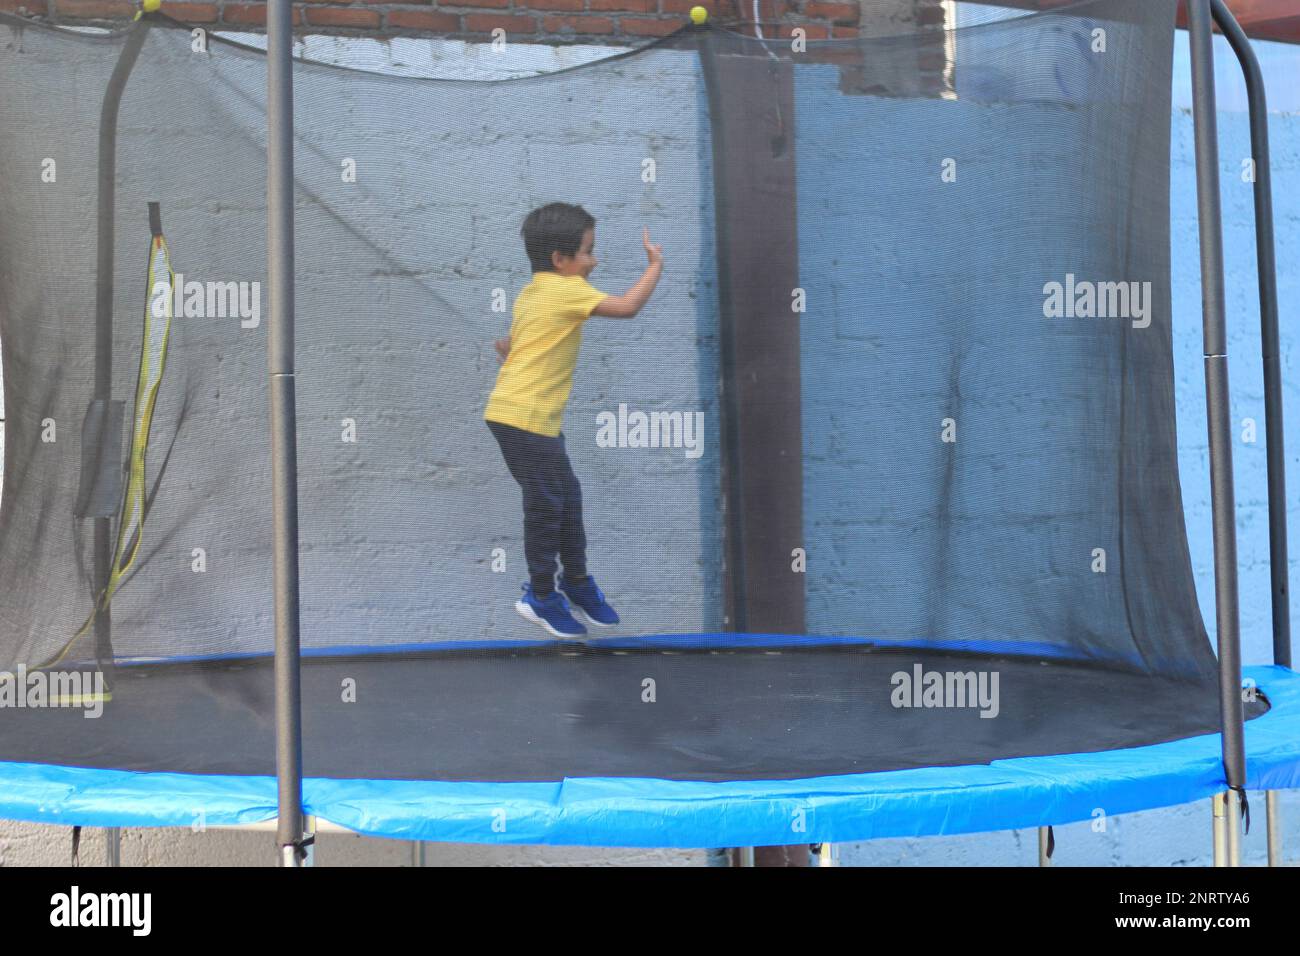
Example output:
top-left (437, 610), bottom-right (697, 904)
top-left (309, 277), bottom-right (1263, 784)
top-left (804, 1), bottom-right (858, 25)
top-left (0, 0), bottom-right (47, 12)
top-left (541, 13), bottom-right (614, 33)
top-left (830, 24), bottom-right (859, 38)
top-left (588, 0), bottom-right (655, 12)
top-left (916, 46), bottom-right (949, 68)
top-left (162, 2), bottom-right (218, 21)
top-left (464, 12), bottom-right (539, 34)
top-left (56, 0), bottom-right (134, 19)
top-left (440, 0), bottom-right (511, 7)
top-left (776, 21), bottom-right (827, 40)
top-left (620, 15), bottom-right (678, 36)
top-left (304, 5), bottom-right (380, 27)
top-left (817, 46), bottom-right (866, 66)
top-left (386, 7), bottom-right (459, 31)
top-left (222, 3), bottom-right (304, 25)
top-left (660, 0), bottom-right (699, 12)
top-left (519, 0), bottom-right (585, 10)
top-left (703, 0), bottom-right (789, 19)
top-left (915, 1), bottom-right (947, 26)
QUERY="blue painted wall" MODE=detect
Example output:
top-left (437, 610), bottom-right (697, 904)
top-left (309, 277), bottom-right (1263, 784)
top-left (839, 31), bottom-right (1300, 866)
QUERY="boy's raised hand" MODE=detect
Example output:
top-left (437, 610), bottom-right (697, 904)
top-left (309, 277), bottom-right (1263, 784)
top-left (643, 227), bottom-right (663, 267)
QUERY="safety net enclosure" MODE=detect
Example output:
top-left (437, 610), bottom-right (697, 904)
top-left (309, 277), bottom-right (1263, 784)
top-left (0, 0), bottom-right (1295, 848)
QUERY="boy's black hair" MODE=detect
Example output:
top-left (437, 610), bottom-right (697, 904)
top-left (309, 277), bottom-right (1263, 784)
top-left (521, 202), bottom-right (596, 274)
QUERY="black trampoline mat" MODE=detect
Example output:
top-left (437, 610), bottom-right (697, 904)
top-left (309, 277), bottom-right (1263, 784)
top-left (0, 646), bottom-right (1265, 782)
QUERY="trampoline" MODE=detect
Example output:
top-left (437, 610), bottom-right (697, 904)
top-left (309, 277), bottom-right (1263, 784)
top-left (0, 0), bottom-right (1296, 860)
top-left (3, 658), bottom-right (1298, 848)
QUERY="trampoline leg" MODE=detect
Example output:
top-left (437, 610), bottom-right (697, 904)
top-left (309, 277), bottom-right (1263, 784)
top-left (1037, 827), bottom-right (1051, 867)
top-left (1212, 792), bottom-right (1230, 867)
top-left (815, 843), bottom-right (839, 867)
top-left (727, 845), bottom-right (808, 866)
top-left (411, 841), bottom-right (426, 867)
top-left (105, 827), bottom-right (121, 867)
top-left (302, 816), bottom-right (316, 868)
top-left (1266, 791), bottom-right (1281, 867)
top-left (1226, 791), bottom-right (1242, 866)
top-left (277, 815), bottom-right (314, 867)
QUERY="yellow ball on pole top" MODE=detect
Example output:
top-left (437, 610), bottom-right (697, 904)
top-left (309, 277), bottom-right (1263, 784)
top-left (141, 0), bottom-right (162, 12)
top-left (689, 6), bottom-right (708, 25)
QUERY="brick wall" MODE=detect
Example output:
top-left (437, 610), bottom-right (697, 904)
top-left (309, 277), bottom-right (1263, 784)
top-left (0, 0), bottom-right (871, 42)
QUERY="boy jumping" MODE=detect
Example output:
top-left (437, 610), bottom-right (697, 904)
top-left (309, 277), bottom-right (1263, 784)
top-left (485, 202), bottom-right (663, 638)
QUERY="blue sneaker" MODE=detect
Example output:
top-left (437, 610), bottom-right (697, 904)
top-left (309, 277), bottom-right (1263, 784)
top-left (559, 574), bottom-right (620, 628)
top-left (515, 583), bottom-right (587, 639)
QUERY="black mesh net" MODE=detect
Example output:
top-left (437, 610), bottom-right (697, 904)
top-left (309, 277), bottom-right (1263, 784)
top-left (0, 1), bottom-right (1259, 785)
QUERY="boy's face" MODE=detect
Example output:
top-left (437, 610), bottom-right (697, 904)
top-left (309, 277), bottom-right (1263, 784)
top-left (551, 227), bottom-right (597, 279)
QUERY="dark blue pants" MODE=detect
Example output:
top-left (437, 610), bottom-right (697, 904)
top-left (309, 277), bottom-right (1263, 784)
top-left (487, 419), bottom-right (587, 595)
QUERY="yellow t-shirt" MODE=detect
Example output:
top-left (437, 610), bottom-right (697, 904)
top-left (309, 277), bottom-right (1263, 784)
top-left (485, 272), bottom-right (608, 437)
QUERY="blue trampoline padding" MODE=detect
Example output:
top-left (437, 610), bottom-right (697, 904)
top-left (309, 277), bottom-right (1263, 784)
top-left (0, 664), bottom-right (1297, 847)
